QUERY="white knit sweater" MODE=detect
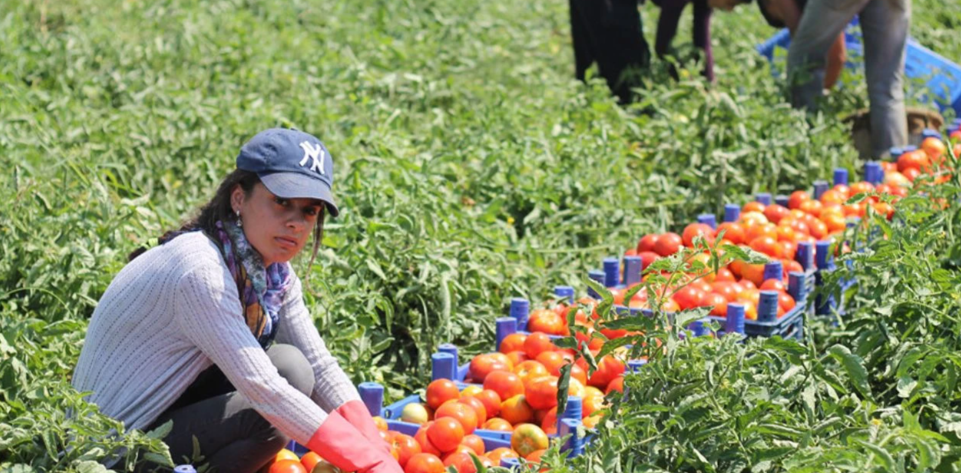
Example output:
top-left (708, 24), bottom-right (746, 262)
top-left (72, 231), bottom-right (359, 447)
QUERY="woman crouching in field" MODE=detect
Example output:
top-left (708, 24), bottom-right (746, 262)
top-left (72, 128), bottom-right (402, 473)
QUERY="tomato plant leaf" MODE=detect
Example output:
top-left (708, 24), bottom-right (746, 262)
top-left (853, 438), bottom-right (894, 470)
top-left (827, 345), bottom-right (872, 399)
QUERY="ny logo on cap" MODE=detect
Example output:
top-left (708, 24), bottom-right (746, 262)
top-left (299, 141), bottom-right (326, 175)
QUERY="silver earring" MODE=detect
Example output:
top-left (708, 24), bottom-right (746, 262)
top-left (236, 210), bottom-right (242, 228)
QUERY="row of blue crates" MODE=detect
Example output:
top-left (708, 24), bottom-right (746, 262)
top-left (281, 374), bottom-right (585, 468)
top-left (286, 135), bottom-right (960, 468)
top-left (380, 347), bottom-right (591, 466)
top-left (756, 18), bottom-right (961, 117)
top-left (304, 155), bottom-right (935, 467)
top-left (583, 151), bottom-right (936, 332)
top-left (589, 256), bottom-right (813, 339)
top-left (887, 126), bottom-right (958, 158)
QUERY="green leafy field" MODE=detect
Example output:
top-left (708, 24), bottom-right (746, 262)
top-left (1, 0), bottom-right (959, 470)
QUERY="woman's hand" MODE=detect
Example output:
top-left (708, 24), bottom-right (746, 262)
top-left (307, 411), bottom-right (403, 473)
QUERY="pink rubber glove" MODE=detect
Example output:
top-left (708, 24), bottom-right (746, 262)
top-left (335, 400), bottom-right (392, 456)
top-left (307, 410), bottom-right (402, 473)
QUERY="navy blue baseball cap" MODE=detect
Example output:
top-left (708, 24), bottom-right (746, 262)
top-left (236, 128), bottom-right (339, 217)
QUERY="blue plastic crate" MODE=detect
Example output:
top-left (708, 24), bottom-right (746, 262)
top-left (364, 382), bottom-right (517, 453)
top-left (378, 386), bottom-right (587, 457)
top-left (711, 303), bottom-right (804, 339)
top-left (610, 293), bottom-right (806, 340)
top-left (756, 18), bottom-right (961, 116)
top-left (592, 251), bottom-right (814, 340)
top-left (589, 240), bottom-right (817, 314)
top-left (496, 298), bottom-right (567, 344)
top-left (813, 242), bottom-right (858, 317)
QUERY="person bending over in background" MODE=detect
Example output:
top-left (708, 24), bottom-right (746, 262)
top-left (758, 0), bottom-right (847, 89)
top-left (72, 128), bottom-right (402, 473)
top-left (569, 0), bottom-right (652, 103)
top-left (787, 0), bottom-right (910, 157)
top-left (652, 0), bottom-right (752, 83)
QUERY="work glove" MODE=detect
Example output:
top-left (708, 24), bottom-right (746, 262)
top-left (307, 410), bottom-right (402, 473)
top-left (334, 400), bottom-right (393, 457)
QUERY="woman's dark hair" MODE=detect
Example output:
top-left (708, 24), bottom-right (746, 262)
top-left (128, 169), bottom-right (326, 282)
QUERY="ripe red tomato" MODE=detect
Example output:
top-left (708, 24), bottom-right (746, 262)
top-left (898, 150), bottom-right (930, 173)
top-left (472, 389), bottom-right (501, 419)
top-left (442, 452), bottom-right (479, 473)
top-left (570, 363), bottom-right (588, 385)
top-left (426, 379), bottom-right (461, 410)
top-left (787, 190), bottom-right (810, 209)
top-left (872, 202), bottom-right (894, 220)
top-left (526, 376), bottom-right (560, 410)
top-left (799, 199), bottom-right (823, 217)
top-left (388, 433), bottom-right (422, 468)
top-left (540, 406), bottom-right (559, 434)
top-left (483, 370), bottom-right (525, 402)
top-left (809, 220), bottom-right (828, 239)
top-left (778, 292), bottom-right (796, 311)
top-left (849, 181), bottom-right (875, 196)
top-left (427, 417), bottom-right (465, 452)
top-left (715, 222), bottom-right (745, 245)
top-left (637, 234), bottom-right (660, 253)
top-left (528, 311), bottom-right (567, 336)
top-left (405, 453), bottom-right (446, 473)
top-left (523, 332), bottom-right (556, 359)
top-left (819, 189), bottom-right (845, 206)
top-left (902, 167), bottom-right (921, 182)
top-left (778, 241), bottom-right (797, 261)
top-left (633, 251), bottom-right (658, 271)
top-left (513, 360), bottom-right (548, 385)
top-left (486, 448), bottom-right (518, 466)
top-left (711, 281), bottom-right (739, 302)
top-left (414, 422), bottom-right (442, 456)
top-left (504, 350), bottom-right (528, 367)
top-left (499, 333), bottom-right (527, 354)
top-left (714, 267), bottom-right (736, 282)
top-left (500, 394), bottom-right (535, 425)
top-left (672, 285), bottom-right (705, 310)
top-left (690, 279), bottom-right (712, 294)
top-left (300, 452), bottom-right (323, 472)
top-left (682, 223), bottom-right (715, 248)
top-left (740, 263), bottom-right (766, 286)
top-left (268, 460), bottom-right (307, 473)
top-left (467, 354), bottom-right (507, 384)
top-left (460, 434), bottom-right (485, 456)
top-left (483, 417), bottom-right (513, 432)
top-left (530, 309), bottom-right (568, 335)
top-left (763, 204), bottom-right (790, 224)
top-left (605, 376), bottom-right (625, 394)
top-left (759, 279), bottom-right (786, 292)
top-left (702, 292), bottom-right (728, 316)
top-left (588, 356), bottom-right (626, 389)
top-left (783, 260), bottom-right (804, 276)
top-left (661, 299), bottom-right (681, 313)
top-left (653, 232), bottom-right (682, 257)
top-left (435, 400), bottom-right (479, 434)
top-left (535, 351), bottom-right (567, 377)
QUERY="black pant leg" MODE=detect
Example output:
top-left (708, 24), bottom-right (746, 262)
top-left (570, 0), bottom-right (595, 82)
top-left (572, 0), bottom-right (651, 103)
top-left (139, 344), bottom-right (316, 473)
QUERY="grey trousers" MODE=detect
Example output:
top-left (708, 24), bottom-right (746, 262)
top-left (139, 344), bottom-right (315, 473)
top-left (787, 0), bottom-right (911, 157)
